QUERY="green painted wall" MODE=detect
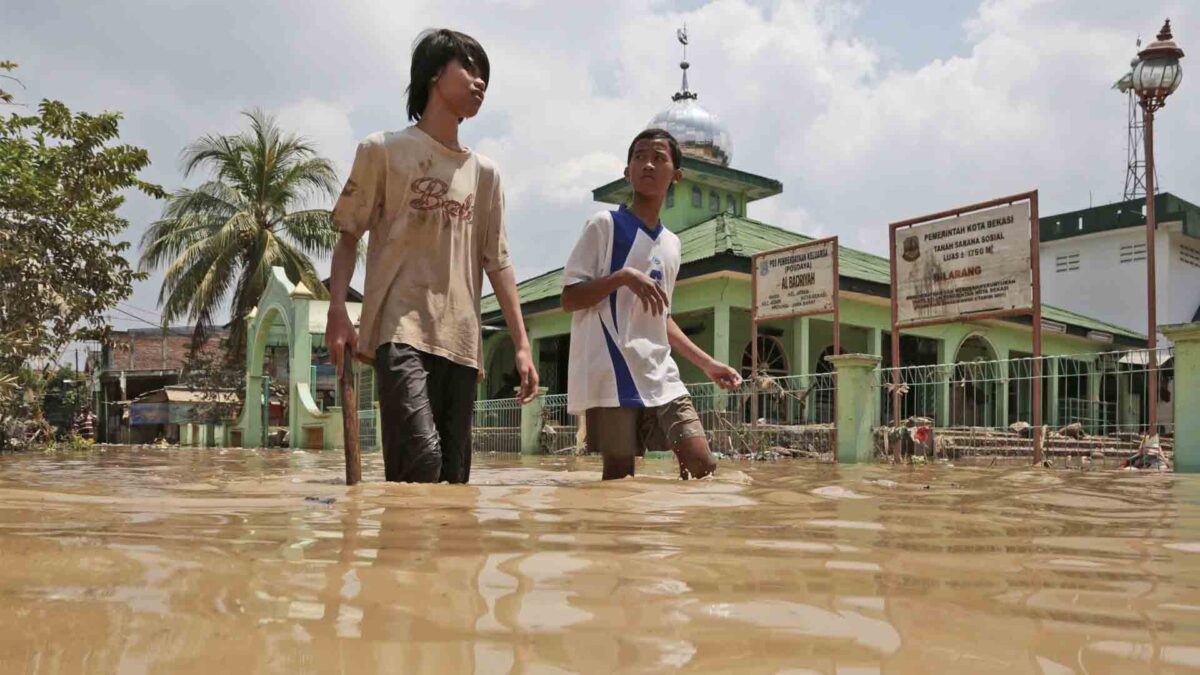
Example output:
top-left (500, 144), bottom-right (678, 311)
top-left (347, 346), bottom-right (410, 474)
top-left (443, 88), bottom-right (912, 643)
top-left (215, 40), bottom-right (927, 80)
top-left (623, 177), bottom-right (744, 233)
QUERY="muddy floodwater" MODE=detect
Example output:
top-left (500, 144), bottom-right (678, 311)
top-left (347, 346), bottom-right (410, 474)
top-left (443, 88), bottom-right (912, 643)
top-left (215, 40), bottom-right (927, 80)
top-left (1, 447), bottom-right (1199, 674)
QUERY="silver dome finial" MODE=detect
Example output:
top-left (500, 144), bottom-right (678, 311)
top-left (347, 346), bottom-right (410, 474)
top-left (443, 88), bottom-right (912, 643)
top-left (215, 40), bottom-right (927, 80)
top-left (673, 24), bottom-right (698, 102)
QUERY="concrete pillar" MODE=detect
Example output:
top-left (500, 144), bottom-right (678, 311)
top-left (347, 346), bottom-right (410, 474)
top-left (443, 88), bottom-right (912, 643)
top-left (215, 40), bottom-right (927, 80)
top-left (792, 316), bottom-right (810, 423)
top-left (242, 309), bottom-right (265, 449)
top-left (712, 302), bottom-right (731, 366)
top-left (936, 341), bottom-right (951, 426)
top-left (519, 387), bottom-right (550, 455)
top-left (289, 289), bottom-right (314, 450)
top-left (1046, 358), bottom-right (1060, 428)
top-left (999, 349), bottom-right (1011, 427)
top-left (792, 316), bottom-right (811, 376)
top-left (869, 329), bottom-right (884, 428)
top-left (1162, 322), bottom-right (1200, 472)
top-left (827, 354), bottom-right (881, 463)
top-left (713, 303), bottom-right (732, 413)
top-left (1087, 360), bottom-right (1102, 434)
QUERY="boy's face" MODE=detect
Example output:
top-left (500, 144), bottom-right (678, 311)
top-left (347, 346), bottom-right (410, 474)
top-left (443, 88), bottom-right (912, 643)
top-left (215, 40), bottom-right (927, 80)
top-left (433, 57), bottom-right (487, 120)
top-left (624, 139), bottom-right (681, 200)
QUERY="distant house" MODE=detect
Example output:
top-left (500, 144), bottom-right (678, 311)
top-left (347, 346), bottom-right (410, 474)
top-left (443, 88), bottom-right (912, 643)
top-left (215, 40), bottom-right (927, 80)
top-left (128, 386), bottom-right (240, 446)
top-left (89, 326), bottom-right (228, 443)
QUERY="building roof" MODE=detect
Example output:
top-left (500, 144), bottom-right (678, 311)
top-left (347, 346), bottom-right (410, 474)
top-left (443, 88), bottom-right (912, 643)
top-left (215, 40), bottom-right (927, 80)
top-left (132, 387), bottom-right (240, 405)
top-left (483, 212), bottom-right (1144, 344)
top-left (592, 156), bottom-right (782, 206)
top-left (1040, 192), bottom-right (1200, 242)
top-left (321, 277), bottom-right (364, 303)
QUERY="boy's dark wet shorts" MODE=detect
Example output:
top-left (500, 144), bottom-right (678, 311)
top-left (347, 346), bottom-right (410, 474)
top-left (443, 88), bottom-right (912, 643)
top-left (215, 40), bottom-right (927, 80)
top-left (374, 342), bottom-right (476, 484)
top-left (584, 395), bottom-right (706, 459)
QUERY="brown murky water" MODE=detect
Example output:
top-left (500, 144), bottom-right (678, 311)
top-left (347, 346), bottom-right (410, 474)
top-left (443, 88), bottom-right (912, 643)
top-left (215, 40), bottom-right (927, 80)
top-left (1, 447), bottom-right (1199, 674)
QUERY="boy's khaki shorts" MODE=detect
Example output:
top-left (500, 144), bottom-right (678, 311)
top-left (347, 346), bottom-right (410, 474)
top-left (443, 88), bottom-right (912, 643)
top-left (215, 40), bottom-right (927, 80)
top-left (584, 395), bottom-right (706, 459)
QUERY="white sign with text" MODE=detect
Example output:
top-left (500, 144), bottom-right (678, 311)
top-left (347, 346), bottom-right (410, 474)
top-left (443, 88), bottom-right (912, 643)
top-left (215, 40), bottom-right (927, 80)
top-left (755, 239), bottom-right (837, 321)
top-left (894, 202), bottom-right (1033, 325)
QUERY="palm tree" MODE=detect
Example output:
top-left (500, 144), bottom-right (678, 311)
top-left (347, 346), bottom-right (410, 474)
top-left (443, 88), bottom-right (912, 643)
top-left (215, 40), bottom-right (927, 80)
top-left (139, 109), bottom-right (339, 360)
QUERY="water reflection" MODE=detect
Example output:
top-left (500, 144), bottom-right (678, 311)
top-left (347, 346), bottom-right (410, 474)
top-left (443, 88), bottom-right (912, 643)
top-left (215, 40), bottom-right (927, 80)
top-left (0, 447), bottom-right (1197, 673)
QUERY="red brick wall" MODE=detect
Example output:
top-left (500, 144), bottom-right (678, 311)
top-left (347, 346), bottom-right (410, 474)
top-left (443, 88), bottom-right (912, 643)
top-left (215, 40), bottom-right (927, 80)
top-left (107, 330), bottom-right (228, 371)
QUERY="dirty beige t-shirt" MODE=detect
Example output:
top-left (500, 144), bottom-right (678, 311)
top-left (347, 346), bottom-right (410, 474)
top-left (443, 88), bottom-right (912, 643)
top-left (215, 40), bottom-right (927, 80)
top-left (332, 126), bottom-right (510, 369)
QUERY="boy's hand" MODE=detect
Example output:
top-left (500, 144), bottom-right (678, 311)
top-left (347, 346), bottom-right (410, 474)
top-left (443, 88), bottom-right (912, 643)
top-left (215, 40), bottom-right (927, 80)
top-left (515, 345), bottom-right (539, 404)
top-left (705, 361), bottom-right (742, 391)
top-left (326, 305), bottom-right (358, 378)
top-left (619, 268), bottom-right (669, 316)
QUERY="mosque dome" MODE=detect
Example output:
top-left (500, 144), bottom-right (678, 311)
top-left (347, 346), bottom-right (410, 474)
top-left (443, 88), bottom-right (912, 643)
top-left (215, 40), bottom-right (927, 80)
top-left (647, 93), bottom-right (732, 166)
top-left (646, 29), bottom-right (732, 167)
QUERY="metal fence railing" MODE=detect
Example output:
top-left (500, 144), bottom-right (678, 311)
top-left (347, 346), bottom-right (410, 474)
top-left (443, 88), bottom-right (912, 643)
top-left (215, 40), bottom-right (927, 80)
top-left (467, 374), bottom-right (838, 458)
top-left (540, 394), bottom-right (581, 454)
top-left (357, 366), bottom-right (377, 451)
top-left (873, 347), bottom-right (1175, 458)
top-left (687, 373), bottom-right (836, 457)
top-left (472, 397), bottom-right (522, 454)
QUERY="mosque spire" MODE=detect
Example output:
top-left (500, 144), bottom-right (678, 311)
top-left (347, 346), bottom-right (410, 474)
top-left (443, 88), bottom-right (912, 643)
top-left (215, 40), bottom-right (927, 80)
top-left (672, 24), bottom-right (698, 102)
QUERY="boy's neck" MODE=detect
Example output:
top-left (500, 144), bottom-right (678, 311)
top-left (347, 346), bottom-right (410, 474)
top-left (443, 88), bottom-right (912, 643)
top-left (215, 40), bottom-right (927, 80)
top-left (415, 102), bottom-right (464, 152)
top-left (628, 193), bottom-right (664, 231)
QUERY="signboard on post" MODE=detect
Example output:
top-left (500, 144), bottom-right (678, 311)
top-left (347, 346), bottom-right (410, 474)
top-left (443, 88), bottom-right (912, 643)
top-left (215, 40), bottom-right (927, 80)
top-left (888, 192), bottom-right (1043, 463)
top-left (755, 238), bottom-right (837, 321)
top-left (750, 237), bottom-right (840, 456)
top-left (893, 202), bottom-right (1033, 327)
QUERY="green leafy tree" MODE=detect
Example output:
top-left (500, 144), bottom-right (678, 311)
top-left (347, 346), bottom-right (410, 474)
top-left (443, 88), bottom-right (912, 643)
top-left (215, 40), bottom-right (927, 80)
top-left (0, 61), bottom-right (161, 449)
top-left (139, 109), bottom-right (338, 361)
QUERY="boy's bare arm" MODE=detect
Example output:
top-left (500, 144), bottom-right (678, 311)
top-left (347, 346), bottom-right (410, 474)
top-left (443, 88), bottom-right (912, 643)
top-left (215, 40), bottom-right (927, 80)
top-left (561, 268), bottom-right (669, 315)
top-left (326, 232), bottom-right (359, 375)
top-left (667, 318), bottom-right (741, 390)
top-left (487, 266), bottom-right (540, 404)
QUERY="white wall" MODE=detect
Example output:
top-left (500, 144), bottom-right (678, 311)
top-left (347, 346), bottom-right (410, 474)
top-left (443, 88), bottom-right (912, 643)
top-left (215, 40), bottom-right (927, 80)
top-left (1168, 233), bottom-right (1200, 327)
top-left (1040, 222), bottom-right (1196, 346)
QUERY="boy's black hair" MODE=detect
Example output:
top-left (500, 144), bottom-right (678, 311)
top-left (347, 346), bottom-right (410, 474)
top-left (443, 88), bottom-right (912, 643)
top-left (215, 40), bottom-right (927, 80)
top-left (627, 128), bottom-right (682, 169)
top-left (406, 29), bottom-right (491, 122)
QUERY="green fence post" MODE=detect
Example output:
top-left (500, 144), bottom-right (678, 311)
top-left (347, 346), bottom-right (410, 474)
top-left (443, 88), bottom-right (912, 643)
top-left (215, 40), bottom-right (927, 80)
top-left (519, 387), bottom-right (549, 455)
top-left (1162, 322), bottom-right (1200, 472)
top-left (827, 353), bottom-right (882, 463)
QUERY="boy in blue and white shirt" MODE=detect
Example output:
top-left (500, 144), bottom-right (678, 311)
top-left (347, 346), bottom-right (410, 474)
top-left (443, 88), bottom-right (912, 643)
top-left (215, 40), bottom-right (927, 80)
top-left (561, 129), bottom-right (741, 480)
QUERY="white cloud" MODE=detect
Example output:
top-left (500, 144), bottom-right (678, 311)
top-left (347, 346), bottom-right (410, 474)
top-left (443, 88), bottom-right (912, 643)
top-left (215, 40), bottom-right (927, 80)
top-left (275, 98), bottom-right (358, 193)
top-left (6, 0), bottom-right (1199, 330)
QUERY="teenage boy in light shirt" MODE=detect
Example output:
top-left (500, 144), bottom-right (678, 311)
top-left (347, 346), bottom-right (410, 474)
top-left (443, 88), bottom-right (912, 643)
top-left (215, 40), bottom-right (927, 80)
top-left (325, 29), bottom-right (538, 484)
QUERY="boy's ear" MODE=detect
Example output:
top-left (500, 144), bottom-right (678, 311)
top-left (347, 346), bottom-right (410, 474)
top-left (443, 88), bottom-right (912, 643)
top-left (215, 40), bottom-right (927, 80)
top-left (623, 166), bottom-right (631, 181)
top-left (672, 168), bottom-right (683, 183)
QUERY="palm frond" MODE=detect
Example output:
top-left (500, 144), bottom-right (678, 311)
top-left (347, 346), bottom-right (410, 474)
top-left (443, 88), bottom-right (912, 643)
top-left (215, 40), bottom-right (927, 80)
top-left (278, 209), bottom-right (338, 256)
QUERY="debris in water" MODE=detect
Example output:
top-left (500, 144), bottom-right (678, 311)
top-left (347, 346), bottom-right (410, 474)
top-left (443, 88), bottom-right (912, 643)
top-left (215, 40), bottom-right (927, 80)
top-left (304, 496), bottom-right (336, 505)
top-left (1058, 422), bottom-right (1084, 440)
top-left (1122, 435), bottom-right (1171, 471)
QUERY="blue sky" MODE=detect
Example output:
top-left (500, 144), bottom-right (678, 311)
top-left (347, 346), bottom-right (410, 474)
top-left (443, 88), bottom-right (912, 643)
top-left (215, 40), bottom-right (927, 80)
top-left (4, 0), bottom-right (1196, 341)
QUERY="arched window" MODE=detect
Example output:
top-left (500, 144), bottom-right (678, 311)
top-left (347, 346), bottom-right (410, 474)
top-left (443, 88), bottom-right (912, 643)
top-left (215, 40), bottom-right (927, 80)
top-left (740, 335), bottom-right (789, 378)
top-left (740, 335), bottom-right (790, 424)
top-left (691, 186), bottom-right (702, 208)
top-left (709, 190), bottom-right (720, 212)
top-left (727, 193), bottom-right (738, 215)
top-left (951, 335), bottom-right (1000, 427)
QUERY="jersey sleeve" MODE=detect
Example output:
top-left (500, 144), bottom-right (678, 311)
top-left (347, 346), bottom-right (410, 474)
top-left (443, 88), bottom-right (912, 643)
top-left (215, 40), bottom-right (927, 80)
top-left (560, 213), bottom-right (609, 288)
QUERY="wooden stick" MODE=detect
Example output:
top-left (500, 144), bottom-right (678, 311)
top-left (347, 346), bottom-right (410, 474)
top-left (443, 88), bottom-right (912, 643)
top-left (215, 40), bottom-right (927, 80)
top-left (340, 344), bottom-right (361, 486)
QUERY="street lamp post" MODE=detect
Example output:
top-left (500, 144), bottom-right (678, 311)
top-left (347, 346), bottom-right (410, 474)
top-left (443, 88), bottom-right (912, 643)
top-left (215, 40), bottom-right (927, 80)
top-left (1131, 19), bottom-right (1184, 434)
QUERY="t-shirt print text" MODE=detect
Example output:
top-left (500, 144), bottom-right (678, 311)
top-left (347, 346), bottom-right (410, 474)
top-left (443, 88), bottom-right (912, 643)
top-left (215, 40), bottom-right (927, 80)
top-left (409, 177), bottom-right (475, 226)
